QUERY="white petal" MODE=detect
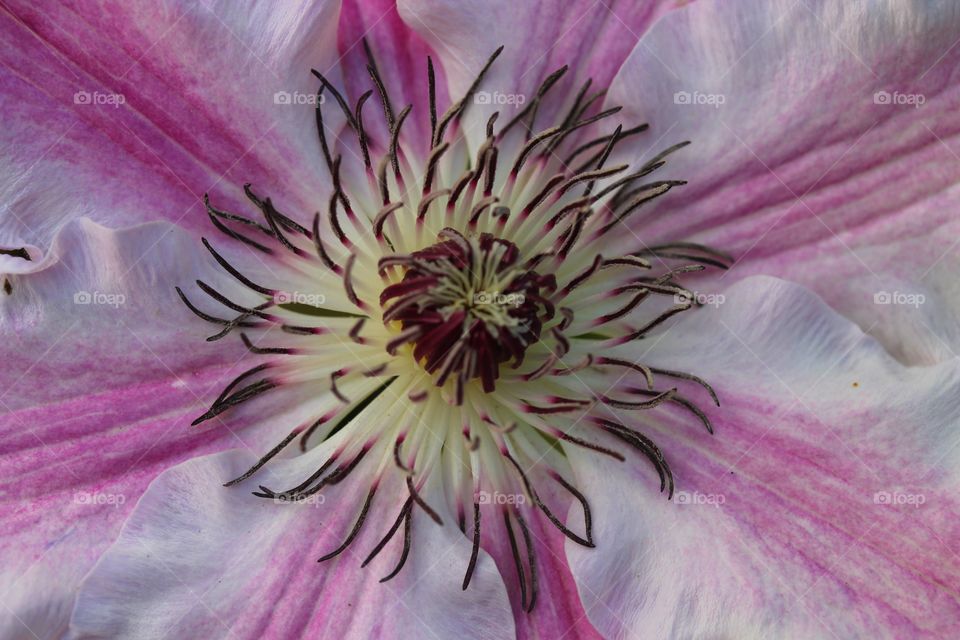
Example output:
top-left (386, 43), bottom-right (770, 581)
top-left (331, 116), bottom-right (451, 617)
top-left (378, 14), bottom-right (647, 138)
top-left (567, 276), bottom-right (960, 638)
top-left (71, 443), bottom-right (515, 639)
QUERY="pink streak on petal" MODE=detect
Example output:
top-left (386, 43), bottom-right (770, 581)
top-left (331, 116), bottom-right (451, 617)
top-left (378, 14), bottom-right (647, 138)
top-left (337, 0), bottom-right (449, 156)
top-left (607, 0), bottom-right (960, 365)
top-left (478, 478), bottom-right (605, 640)
top-left (0, 0), bottom-right (339, 263)
top-left (70, 447), bottom-right (516, 639)
top-left (567, 276), bottom-right (960, 638)
top-left (398, 0), bottom-right (691, 150)
top-left (0, 219), bottom-right (302, 638)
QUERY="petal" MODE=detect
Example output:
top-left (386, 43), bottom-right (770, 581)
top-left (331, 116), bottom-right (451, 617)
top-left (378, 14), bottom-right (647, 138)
top-left (607, 0), bottom-right (960, 364)
top-left (566, 276), bottom-right (960, 638)
top-left (398, 0), bottom-right (689, 149)
top-left (0, 0), bottom-right (339, 267)
top-left (70, 444), bottom-right (515, 639)
top-left (0, 220), bottom-right (308, 638)
top-left (478, 476), bottom-right (605, 640)
top-left (337, 0), bottom-right (447, 156)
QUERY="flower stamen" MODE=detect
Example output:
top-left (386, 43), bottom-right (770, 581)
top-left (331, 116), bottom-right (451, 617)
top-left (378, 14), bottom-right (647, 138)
top-left (179, 42), bottom-right (732, 611)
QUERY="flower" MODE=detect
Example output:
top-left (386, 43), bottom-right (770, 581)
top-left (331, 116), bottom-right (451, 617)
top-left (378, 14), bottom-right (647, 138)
top-left (2, 1), bottom-right (959, 639)
top-left (173, 40), bottom-right (728, 616)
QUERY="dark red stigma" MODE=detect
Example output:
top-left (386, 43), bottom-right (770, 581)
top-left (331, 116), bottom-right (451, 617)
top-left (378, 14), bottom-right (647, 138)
top-left (380, 230), bottom-right (556, 401)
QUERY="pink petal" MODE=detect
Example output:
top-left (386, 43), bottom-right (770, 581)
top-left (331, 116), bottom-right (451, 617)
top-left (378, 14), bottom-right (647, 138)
top-left (607, 0), bottom-right (960, 364)
top-left (0, 220), bottom-right (303, 638)
top-left (71, 444), bottom-right (515, 639)
top-left (476, 469), bottom-right (604, 639)
top-left (337, 0), bottom-right (448, 155)
top-left (398, 0), bottom-right (690, 149)
top-left (566, 276), bottom-right (960, 638)
top-left (0, 0), bottom-right (339, 268)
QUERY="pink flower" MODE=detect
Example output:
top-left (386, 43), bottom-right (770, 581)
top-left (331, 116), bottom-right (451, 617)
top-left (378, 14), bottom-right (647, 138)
top-left (2, 1), bottom-right (959, 638)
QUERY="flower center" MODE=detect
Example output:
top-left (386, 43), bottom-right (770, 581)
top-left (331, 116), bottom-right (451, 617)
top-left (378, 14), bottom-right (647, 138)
top-left (180, 44), bottom-right (730, 613)
top-left (380, 230), bottom-right (555, 399)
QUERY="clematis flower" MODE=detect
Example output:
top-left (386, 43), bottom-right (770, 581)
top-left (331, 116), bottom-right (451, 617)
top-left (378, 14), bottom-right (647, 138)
top-left (2, 1), bottom-right (959, 639)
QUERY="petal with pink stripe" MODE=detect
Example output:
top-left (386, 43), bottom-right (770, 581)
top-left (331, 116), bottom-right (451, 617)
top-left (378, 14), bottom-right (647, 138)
top-left (0, 219), bottom-right (314, 639)
top-left (566, 276), bottom-right (960, 638)
top-left (70, 443), bottom-right (515, 640)
top-left (0, 0), bottom-right (339, 267)
top-left (607, 0), bottom-right (960, 365)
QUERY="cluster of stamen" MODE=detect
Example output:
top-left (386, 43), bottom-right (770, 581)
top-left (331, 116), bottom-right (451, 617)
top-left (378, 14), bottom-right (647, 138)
top-left (178, 42), bottom-right (730, 612)
top-left (380, 230), bottom-right (554, 401)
